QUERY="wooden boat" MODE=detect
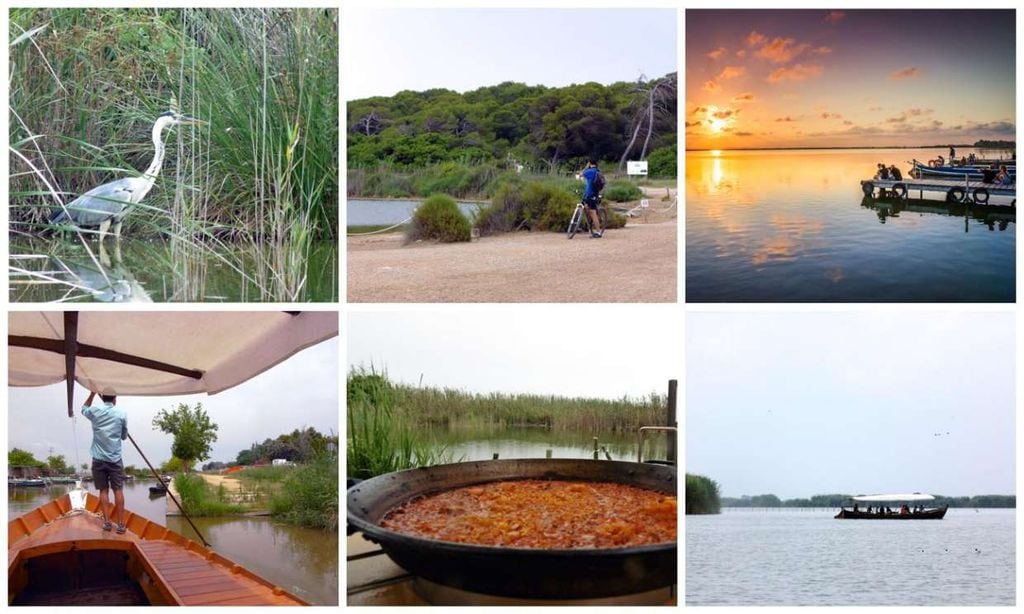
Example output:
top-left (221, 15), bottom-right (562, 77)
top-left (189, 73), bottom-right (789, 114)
top-left (148, 484), bottom-right (168, 495)
top-left (9, 491), bottom-right (307, 605)
top-left (8, 479), bottom-right (46, 488)
top-left (834, 493), bottom-right (947, 520)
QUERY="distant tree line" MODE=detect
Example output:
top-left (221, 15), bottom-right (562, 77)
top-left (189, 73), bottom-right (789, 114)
top-left (722, 494), bottom-right (1016, 508)
top-left (686, 473), bottom-right (721, 515)
top-left (233, 427), bottom-right (338, 466)
top-left (973, 140), bottom-right (1015, 149)
top-left (348, 74), bottom-right (677, 175)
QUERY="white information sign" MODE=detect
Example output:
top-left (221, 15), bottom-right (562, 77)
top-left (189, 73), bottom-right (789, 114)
top-left (627, 161), bottom-right (649, 176)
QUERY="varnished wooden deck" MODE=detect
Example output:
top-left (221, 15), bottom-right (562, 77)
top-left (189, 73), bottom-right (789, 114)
top-left (9, 493), bottom-right (306, 606)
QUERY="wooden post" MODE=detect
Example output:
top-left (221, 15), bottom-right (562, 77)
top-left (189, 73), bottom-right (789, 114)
top-left (545, 449), bottom-right (552, 459)
top-left (667, 379), bottom-right (677, 464)
top-left (492, 453), bottom-right (499, 460)
top-left (593, 437), bottom-right (599, 460)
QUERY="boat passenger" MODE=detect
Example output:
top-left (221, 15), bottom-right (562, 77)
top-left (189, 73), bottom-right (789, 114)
top-left (82, 390), bottom-right (129, 534)
top-left (853, 503), bottom-right (859, 513)
top-left (996, 165), bottom-right (1014, 186)
top-left (874, 163), bottom-right (889, 180)
top-left (949, 145), bottom-right (956, 161)
top-left (968, 153), bottom-right (977, 164)
top-left (889, 165), bottom-right (903, 181)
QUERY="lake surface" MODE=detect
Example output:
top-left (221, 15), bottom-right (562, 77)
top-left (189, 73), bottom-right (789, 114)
top-left (9, 481), bottom-right (338, 605)
top-left (686, 148), bottom-right (1015, 302)
top-left (426, 425), bottom-right (671, 464)
top-left (9, 237), bottom-right (338, 302)
top-left (686, 508), bottom-right (1014, 606)
top-left (347, 199), bottom-right (483, 227)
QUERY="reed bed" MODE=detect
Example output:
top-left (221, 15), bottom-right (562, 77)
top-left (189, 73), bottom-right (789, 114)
top-left (9, 8), bottom-right (338, 301)
top-left (173, 473), bottom-right (246, 516)
top-left (686, 473), bottom-right (721, 515)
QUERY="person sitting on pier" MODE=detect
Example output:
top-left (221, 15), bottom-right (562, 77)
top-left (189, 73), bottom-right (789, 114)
top-left (968, 153), bottom-right (977, 164)
top-left (996, 165), bottom-right (1014, 186)
top-left (82, 390), bottom-right (128, 535)
top-left (874, 163), bottom-right (890, 180)
top-left (888, 165), bottom-right (903, 181)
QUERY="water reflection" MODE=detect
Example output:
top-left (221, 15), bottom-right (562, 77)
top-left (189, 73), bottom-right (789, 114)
top-left (427, 425), bottom-right (671, 464)
top-left (686, 148), bottom-right (1015, 302)
top-left (9, 237), bottom-right (338, 302)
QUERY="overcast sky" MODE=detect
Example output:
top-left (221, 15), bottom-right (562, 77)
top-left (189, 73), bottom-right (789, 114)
top-left (348, 308), bottom-right (680, 400)
top-left (687, 311), bottom-right (1014, 499)
top-left (8, 339), bottom-right (338, 469)
top-left (345, 8), bottom-right (677, 100)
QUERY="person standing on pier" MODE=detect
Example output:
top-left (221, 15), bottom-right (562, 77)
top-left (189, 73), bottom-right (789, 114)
top-left (949, 145), bottom-right (956, 162)
top-left (82, 390), bottom-right (129, 534)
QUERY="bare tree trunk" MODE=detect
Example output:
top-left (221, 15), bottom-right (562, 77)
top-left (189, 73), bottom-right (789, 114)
top-left (618, 114), bottom-right (644, 172)
top-left (639, 88), bottom-right (656, 160)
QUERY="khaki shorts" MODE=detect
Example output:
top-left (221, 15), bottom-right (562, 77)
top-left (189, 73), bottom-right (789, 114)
top-left (92, 458), bottom-right (124, 491)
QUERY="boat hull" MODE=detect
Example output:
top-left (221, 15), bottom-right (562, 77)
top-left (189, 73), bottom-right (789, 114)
top-left (834, 505), bottom-right (948, 519)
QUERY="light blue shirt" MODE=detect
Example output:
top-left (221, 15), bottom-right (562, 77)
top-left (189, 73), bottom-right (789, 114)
top-left (82, 402), bottom-right (128, 463)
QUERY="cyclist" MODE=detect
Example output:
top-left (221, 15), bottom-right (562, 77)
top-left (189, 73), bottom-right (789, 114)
top-left (580, 159), bottom-right (604, 238)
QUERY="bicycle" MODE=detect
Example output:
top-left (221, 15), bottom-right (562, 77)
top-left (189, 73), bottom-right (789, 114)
top-left (566, 196), bottom-right (609, 239)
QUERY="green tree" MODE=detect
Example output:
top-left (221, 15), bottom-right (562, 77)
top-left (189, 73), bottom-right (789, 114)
top-left (9, 448), bottom-right (44, 467)
top-left (159, 456), bottom-right (192, 473)
top-left (152, 403), bottom-right (218, 473)
top-left (46, 454), bottom-right (70, 474)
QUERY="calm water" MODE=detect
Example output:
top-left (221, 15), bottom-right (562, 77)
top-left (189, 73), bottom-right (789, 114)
top-left (347, 199), bottom-right (483, 227)
top-left (9, 481), bottom-right (338, 605)
top-left (426, 425), bottom-right (671, 463)
top-left (687, 509), bottom-right (1015, 605)
top-left (9, 237), bottom-right (338, 302)
top-left (686, 148), bottom-right (1015, 302)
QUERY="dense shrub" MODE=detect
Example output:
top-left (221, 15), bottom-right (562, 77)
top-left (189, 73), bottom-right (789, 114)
top-left (686, 473), bottom-right (721, 515)
top-left (647, 144), bottom-right (677, 178)
top-left (602, 180), bottom-right (644, 202)
top-left (476, 179), bottom-right (577, 235)
top-left (407, 194), bottom-right (471, 243)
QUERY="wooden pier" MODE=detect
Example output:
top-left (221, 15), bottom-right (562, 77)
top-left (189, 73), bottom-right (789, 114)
top-left (861, 178), bottom-right (1015, 206)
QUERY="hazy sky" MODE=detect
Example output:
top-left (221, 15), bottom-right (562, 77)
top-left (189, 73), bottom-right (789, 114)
top-left (8, 339), bottom-right (339, 469)
top-left (345, 9), bottom-right (676, 100)
top-left (686, 10), bottom-right (1015, 149)
top-left (687, 311), bottom-right (1014, 499)
top-left (348, 308), bottom-right (680, 400)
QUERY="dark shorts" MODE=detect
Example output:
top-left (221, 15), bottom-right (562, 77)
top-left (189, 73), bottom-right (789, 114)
top-left (92, 458), bottom-right (124, 491)
top-left (584, 195), bottom-right (601, 210)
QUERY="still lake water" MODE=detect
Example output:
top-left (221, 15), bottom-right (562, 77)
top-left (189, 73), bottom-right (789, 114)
top-left (9, 238), bottom-right (338, 303)
top-left (686, 509), bottom-right (1014, 606)
top-left (427, 426), bottom-right (670, 464)
top-left (9, 481), bottom-right (338, 605)
top-left (686, 148), bottom-right (1015, 302)
top-left (347, 199), bottom-right (483, 227)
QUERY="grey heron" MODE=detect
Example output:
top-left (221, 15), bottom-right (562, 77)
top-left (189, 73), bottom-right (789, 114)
top-left (49, 111), bottom-right (206, 242)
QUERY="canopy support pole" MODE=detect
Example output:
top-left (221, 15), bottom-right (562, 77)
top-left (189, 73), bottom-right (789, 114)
top-left (127, 433), bottom-right (210, 548)
top-left (64, 312), bottom-right (79, 418)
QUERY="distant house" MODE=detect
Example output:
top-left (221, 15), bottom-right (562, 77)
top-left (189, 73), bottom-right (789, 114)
top-left (271, 459), bottom-right (293, 467)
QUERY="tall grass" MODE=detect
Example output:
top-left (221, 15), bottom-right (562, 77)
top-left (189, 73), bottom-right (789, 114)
top-left (347, 367), bottom-right (454, 479)
top-left (9, 8), bottom-right (338, 301)
top-left (174, 473), bottom-right (246, 516)
top-left (268, 455), bottom-right (339, 530)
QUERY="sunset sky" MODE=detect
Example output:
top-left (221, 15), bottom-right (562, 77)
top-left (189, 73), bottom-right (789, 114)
top-left (686, 10), bottom-right (1015, 149)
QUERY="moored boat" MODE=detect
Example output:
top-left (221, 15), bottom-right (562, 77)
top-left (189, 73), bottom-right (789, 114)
top-left (9, 490), bottom-right (307, 605)
top-left (911, 160), bottom-right (1015, 181)
top-left (8, 478), bottom-right (46, 488)
top-left (834, 493), bottom-right (947, 520)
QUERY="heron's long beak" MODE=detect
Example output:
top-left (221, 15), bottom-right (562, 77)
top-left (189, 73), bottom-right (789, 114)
top-left (178, 116), bottom-right (208, 126)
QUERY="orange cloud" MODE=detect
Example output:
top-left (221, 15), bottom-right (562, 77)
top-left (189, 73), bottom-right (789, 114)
top-left (736, 49), bottom-right (747, 58)
top-left (756, 37), bottom-right (810, 63)
top-left (821, 112), bottom-right (842, 120)
top-left (746, 30), bottom-right (767, 46)
top-left (890, 66), bottom-right (920, 80)
top-left (767, 63), bottom-right (823, 83)
top-left (813, 46), bottom-right (832, 54)
top-left (703, 80), bottom-right (720, 92)
top-left (775, 116), bottom-right (796, 122)
top-left (823, 11), bottom-right (846, 24)
top-left (707, 46), bottom-right (727, 60)
top-left (718, 66), bottom-right (745, 80)
top-left (733, 92), bottom-right (756, 103)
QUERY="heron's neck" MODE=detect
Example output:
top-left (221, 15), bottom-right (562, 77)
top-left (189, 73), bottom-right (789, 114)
top-left (143, 122), bottom-right (167, 181)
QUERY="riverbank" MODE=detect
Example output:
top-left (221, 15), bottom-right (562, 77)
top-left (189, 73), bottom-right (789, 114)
top-left (348, 215), bottom-right (676, 302)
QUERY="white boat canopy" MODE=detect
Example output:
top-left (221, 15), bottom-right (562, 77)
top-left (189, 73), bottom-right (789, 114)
top-left (852, 493), bottom-right (935, 502)
top-left (9, 311), bottom-right (337, 414)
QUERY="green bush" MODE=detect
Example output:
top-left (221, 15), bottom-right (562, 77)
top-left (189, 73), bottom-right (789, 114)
top-left (602, 180), bottom-right (644, 202)
top-left (269, 455), bottom-right (338, 530)
top-left (476, 179), bottom-right (576, 235)
top-left (686, 473), bottom-right (721, 515)
top-left (647, 145), bottom-right (677, 178)
top-left (407, 194), bottom-right (471, 243)
top-left (174, 474), bottom-right (246, 516)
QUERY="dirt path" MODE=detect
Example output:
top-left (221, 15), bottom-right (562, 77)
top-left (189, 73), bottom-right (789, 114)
top-left (348, 219), bottom-right (677, 302)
